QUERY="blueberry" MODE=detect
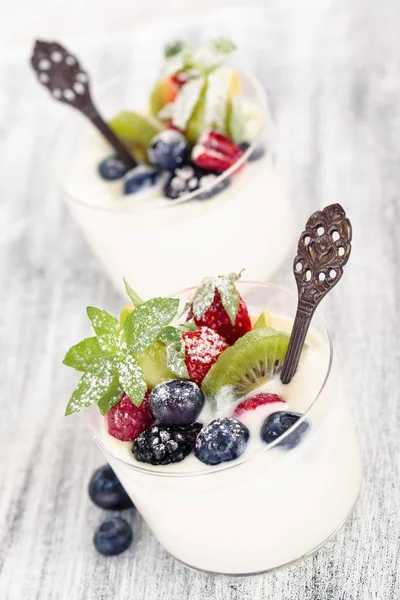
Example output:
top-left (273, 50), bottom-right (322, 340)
top-left (88, 464), bottom-right (134, 510)
top-left (93, 517), bottom-right (133, 556)
top-left (123, 165), bottom-right (160, 195)
top-left (163, 164), bottom-right (200, 200)
top-left (148, 130), bottom-right (189, 171)
top-left (98, 155), bottom-right (131, 181)
top-left (239, 141), bottom-right (266, 162)
top-left (195, 418), bottom-right (249, 465)
top-left (261, 411), bottom-right (310, 450)
top-left (197, 173), bottom-right (230, 200)
top-left (149, 380), bottom-right (205, 426)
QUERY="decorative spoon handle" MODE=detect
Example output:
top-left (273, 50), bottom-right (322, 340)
top-left (280, 203), bottom-right (352, 384)
top-left (30, 40), bottom-right (137, 169)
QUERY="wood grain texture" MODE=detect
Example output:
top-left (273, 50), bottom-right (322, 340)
top-left (1, 2), bottom-right (399, 598)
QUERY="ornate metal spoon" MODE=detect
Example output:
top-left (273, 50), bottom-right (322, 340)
top-left (30, 40), bottom-right (137, 169)
top-left (280, 203), bottom-right (352, 384)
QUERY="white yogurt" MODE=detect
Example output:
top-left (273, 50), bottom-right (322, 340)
top-left (90, 314), bottom-right (362, 574)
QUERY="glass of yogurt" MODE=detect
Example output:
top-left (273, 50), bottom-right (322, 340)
top-left (51, 67), bottom-right (293, 299)
top-left (84, 281), bottom-right (362, 575)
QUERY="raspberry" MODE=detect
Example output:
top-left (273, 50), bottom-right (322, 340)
top-left (183, 326), bottom-right (229, 384)
top-left (188, 289), bottom-right (251, 345)
top-left (107, 392), bottom-right (155, 442)
top-left (192, 130), bottom-right (243, 173)
top-left (233, 393), bottom-right (286, 417)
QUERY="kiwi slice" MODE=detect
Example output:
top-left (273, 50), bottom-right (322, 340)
top-left (135, 340), bottom-right (175, 389)
top-left (109, 111), bottom-right (163, 149)
top-left (253, 308), bottom-right (272, 329)
top-left (202, 327), bottom-right (290, 407)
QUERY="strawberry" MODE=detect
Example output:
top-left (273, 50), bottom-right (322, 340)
top-left (233, 393), bottom-right (286, 418)
top-left (192, 130), bottom-right (244, 173)
top-left (188, 273), bottom-right (251, 345)
top-left (183, 326), bottom-right (229, 384)
top-left (107, 392), bottom-right (155, 442)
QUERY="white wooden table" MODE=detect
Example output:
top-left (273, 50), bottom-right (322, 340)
top-left (1, 2), bottom-right (399, 598)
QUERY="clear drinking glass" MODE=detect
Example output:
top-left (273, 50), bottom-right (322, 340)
top-left (85, 282), bottom-right (362, 575)
top-left (51, 71), bottom-right (294, 298)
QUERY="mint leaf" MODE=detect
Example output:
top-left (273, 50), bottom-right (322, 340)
top-left (192, 277), bottom-right (215, 319)
top-left (97, 331), bottom-right (127, 354)
top-left (123, 278), bottom-right (144, 307)
top-left (87, 307), bottom-right (120, 336)
top-left (194, 37), bottom-right (236, 73)
top-left (178, 320), bottom-right (197, 333)
top-left (97, 376), bottom-right (123, 416)
top-left (210, 37), bottom-right (236, 56)
top-left (126, 297), bottom-right (180, 354)
top-left (165, 40), bottom-right (186, 58)
top-left (65, 357), bottom-right (115, 415)
top-left (159, 326), bottom-right (189, 378)
top-left (215, 276), bottom-right (239, 326)
top-left (115, 353), bottom-right (147, 406)
top-left (162, 41), bottom-right (193, 77)
top-left (170, 76), bottom-right (205, 130)
top-left (63, 337), bottom-right (105, 372)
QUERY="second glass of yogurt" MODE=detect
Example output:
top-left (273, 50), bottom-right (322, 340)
top-left (51, 40), bottom-right (293, 298)
top-left (84, 281), bottom-right (361, 575)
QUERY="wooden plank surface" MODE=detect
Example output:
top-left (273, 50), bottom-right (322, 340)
top-left (0, 2), bottom-right (399, 598)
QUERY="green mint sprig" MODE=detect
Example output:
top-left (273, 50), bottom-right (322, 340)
top-left (192, 271), bottom-right (244, 326)
top-left (63, 281), bottom-right (184, 416)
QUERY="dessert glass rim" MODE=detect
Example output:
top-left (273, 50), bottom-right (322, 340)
top-left (84, 281), bottom-right (334, 478)
top-left (50, 69), bottom-right (272, 214)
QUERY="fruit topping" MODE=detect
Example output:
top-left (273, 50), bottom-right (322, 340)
top-left (148, 379), bottom-right (204, 426)
top-left (94, 517), bottom-right (133, 556)
top-left (195, 417), bottom-right (249, 465)
top-left (88, 464), bottom-right (134, 510)
top-left (133, 422), bottom-right (202, 465)
top-left (197, 173), bottom-right (230, 200)
top-left (192, 130), bottom-right (243, 173)
top-left (148, 129), bottom-right (189, 171)
top-left (149, 76), bottom-right (180, 117)
top-left (98, 156), bottom-right (131, 181)
top-left (239, 141), bottom-right (266, 161)
top-left (123, 165), bottom-right (160, 195)
top-left (233, 393), bottom-right (286, 418)
top-left (188, 272), bottom-right (251, 345)
top-left (109, 111), bottom-right (163, 151)
top-left (261, 411), bottom-right (310, 449)
top-left (201, 328), bottom-right (291, 408)
top-left (107, 392), bottom-right (155, 442)
top-left (253, 307), bottom-right (272, 329)
top-left (163, 163), bottom-right (201, 199)
top-left (135, 340), bottom-right (176, 389)
top-left (183, 326), bottom-right (229, 384)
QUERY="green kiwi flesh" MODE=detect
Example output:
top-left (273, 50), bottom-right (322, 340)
top-left (202, 327), bottom-right (290, 407)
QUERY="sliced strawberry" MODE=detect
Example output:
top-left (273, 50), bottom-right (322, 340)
top-left (183, 326), bottom-right (229, 384)
top-left (170, 71), bottom-right (189, 88)
top-left (234, 393), bottom-right (286, 418)
top-left (192, 130), bottom-right (244, 173)
top-left (107, 392), bottom-right (155, 442)
top-left (188, 289), bottom-right (251, 345)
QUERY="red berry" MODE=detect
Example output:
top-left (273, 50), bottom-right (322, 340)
top-left (183, 326), bottom-right (229, 384)
top-left (170, 71), bottom-right (189, 87)
top-left (188, 289), bottom-right (251, 345)
top-left (192, 130), bottom-right (243, 173)
top-left (234, 393), bottom-right (286, 417)
top-left (107, 393), bottom-right (155, 442)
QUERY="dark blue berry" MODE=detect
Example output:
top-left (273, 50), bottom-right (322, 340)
top-left (93, 517), bottom-right (133, 556)
top-left (163, 164), bottom-right (200, 199)
top-left (88, 464), bottom-right (134, 510)
top-left (261, 411), bottom-right (310, 449)
top-left (149, 380), bottom-right (205, 426)
top-left (239, 141), bottom-right (266, 162)
top-left (195, 418), bottom-right (249, 465)
top-left (123, 165), bottom-right (160, 195)
top-left (197, 173), bottom-right (230, 200)
top-left (148, 130), bottom-right (189, 171)
top-left (98, 156), bottom-right (130, 180)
